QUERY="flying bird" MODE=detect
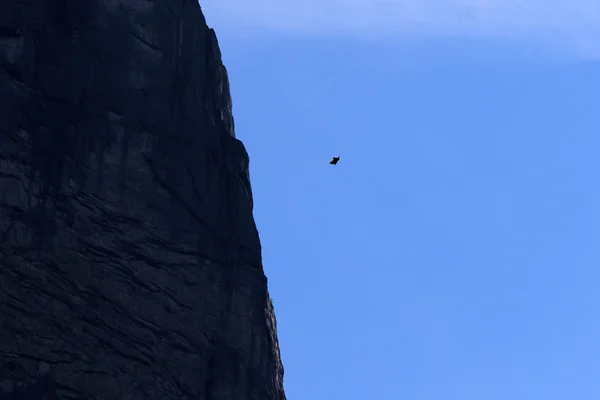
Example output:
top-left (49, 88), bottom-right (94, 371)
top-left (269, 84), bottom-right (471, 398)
top-left (330, 157), bottom-right (340, 165)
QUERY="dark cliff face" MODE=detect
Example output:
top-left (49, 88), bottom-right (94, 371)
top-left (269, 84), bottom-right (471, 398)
top-left (0, 1), bottom-right (285, 399)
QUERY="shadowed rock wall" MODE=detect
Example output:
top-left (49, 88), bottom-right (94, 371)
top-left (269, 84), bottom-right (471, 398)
top-left (0, 1), bottom-right (285, 399)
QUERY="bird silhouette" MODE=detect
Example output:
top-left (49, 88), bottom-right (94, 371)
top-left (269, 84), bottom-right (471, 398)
top-left (330, 157), bottom-right (340, 165)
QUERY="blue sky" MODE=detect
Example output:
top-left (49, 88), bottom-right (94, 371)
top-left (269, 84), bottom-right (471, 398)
top-left (200, 2), bottom-right (600, 399)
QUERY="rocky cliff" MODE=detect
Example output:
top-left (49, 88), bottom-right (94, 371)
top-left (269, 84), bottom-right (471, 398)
top-left (0, 1), bottom-right (286, 399)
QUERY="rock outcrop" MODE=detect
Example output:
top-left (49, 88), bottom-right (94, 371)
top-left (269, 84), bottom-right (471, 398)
top-left (0, 1), bottom-right (286, 399)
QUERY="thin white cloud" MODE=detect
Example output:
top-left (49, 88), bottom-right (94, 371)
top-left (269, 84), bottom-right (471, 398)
top-left (200, 0), bottom-right (600, 57)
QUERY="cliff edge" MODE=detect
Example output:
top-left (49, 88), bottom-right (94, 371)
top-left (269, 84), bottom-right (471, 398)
top-left (0, 0), bottom-right (286, 399)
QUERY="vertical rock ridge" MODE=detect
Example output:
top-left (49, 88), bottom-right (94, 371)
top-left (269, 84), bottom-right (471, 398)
top-left (0, 0), bottom-right (286, 399)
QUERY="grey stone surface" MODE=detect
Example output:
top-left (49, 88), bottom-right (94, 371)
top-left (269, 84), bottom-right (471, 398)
top-left (0, 0), bottom-right (285, 399)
